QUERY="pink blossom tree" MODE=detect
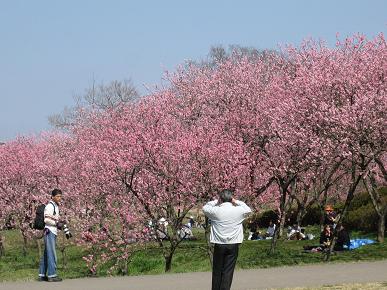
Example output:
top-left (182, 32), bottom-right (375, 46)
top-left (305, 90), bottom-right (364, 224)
top-left (284, 34), bottom-right (386, 258)
top-left (1, 32), bottom-right (385, 269)
top-left (0, 135), bottom-right (70, 256)
top-left (363, 155), bottom-right (387, 242)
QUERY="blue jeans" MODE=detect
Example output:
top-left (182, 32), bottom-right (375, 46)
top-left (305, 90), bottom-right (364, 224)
top-left (39, 229), bottom-right (57, 278)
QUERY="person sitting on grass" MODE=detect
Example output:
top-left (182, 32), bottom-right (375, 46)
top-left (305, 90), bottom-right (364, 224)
top-left (247, 218), bottom-right (258, 240)
top-left (319, 224), bottom-right (332, 250)
top-left (179, 223), bottom-right (197, 240)
top-left (188, 216), bottom-right (195, 228)
top-left (251, 227), bottom-right (264, 240)
top-left (334, 224), bottom-right (350, 251)
top-left (303, 224), bottom-right (332, 252)
top-left (265, 220), bottom-right (276, 239)
top-left (287, 224), bottom-right (306, 240)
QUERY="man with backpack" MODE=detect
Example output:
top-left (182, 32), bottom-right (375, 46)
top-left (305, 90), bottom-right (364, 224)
top-left (37, 188), bottom-right (65, 282)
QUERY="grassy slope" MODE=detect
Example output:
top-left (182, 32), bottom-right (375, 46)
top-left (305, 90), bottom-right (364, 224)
top-left (274, 282), bottom-right (387, 290)
top-left (0, 227), bottom-right (386, 282)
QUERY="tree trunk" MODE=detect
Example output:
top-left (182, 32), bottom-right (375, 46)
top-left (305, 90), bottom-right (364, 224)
top-left (325, 165), bottom-right (363, 262)
top-left (296, 206), bottom-right (305, 228)
top-left (269, 226), bottom-right (279, 255)
top-left (21, 231), bottom-right (28, 257)
top-left (120, 258), bottom-right (129, 275)
top-left (377, 214), bottom-right (385, 243)
top-left (0, 232), bottom-right (4, 257)
top-left (163, 230), bottom-right (178, 273)
top-left (204, 217), bottom-right (214, 267)
top-left (278, 212), bottom-right (286, 238)
top-left (87, 245), bottom-right (98, 277)
top-left (363, 177), bottom-right (386, 243)
top-left (61, 247), bottom-right (67, 269)
top-left (319, 188), bottom-right (329, 232)
top-left (164, 249), bottom-right (176, 272)
top-left (36, 237), bottom-right (42, 259)
top-left (34, 230), bottom-right (44, 261)
top-left (270, 184), bottom-right (288, 254)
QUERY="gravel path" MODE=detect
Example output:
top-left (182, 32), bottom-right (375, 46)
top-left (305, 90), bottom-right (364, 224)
top-left (1, 260), bottom-right (386, 290)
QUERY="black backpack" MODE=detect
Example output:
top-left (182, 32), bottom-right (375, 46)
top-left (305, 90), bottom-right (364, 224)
top-left (32, 202), bottom-right (56, 230)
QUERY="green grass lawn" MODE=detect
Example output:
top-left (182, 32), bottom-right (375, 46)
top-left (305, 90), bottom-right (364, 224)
top-left (0, 227), bottom-right (386, 282)
top-left (274, 282), bottom-right (387, 290)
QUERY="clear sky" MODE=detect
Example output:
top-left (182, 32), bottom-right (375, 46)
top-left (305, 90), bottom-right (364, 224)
top-left (0, 0), bottom-right (386, 141)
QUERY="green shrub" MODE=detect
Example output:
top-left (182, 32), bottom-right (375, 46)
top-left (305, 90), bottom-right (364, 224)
top-left (252, 187), bottom-right (387, 232)
top-left (348, 191), bottom-right (373, 210)
top-left (301, 205), bottom-right (322, 226)
top-left (344, 203), bottom-right (379, 232)
top-left (256, 210), bottom-right (278, 228)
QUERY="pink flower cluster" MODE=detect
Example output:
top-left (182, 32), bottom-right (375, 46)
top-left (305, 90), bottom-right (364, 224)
top-left (0, 33), bottom-right (386, 272)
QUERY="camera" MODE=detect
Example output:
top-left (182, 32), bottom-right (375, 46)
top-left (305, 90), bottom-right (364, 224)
top-left (62, 224), bottom-right (73, 239)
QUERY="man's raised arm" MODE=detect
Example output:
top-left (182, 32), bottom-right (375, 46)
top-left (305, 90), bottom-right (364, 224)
top-left (232, 199), bottom-right (252, 215)
top-left (202, 200), bottom-right (219, 220)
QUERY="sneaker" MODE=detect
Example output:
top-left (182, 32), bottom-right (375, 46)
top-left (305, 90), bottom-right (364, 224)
top-left (47, 276), bottom-right (62, 282)
top-left (37, 276), bottom-right (48, 282)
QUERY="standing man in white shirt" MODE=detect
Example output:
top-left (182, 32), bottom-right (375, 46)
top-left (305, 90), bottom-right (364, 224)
top-left (202, 189), bottom-right (252, 290)
top-left (38, 189), bottom-right (65, 282)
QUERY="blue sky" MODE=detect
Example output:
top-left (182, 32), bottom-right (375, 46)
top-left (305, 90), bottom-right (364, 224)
top-left (0, 0), bottom-right (386, 141)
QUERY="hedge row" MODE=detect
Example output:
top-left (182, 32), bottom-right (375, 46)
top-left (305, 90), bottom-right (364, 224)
top-left (252, 187), bottom-right (387, 232)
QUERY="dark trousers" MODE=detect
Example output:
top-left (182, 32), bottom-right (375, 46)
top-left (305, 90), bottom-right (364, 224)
top-left (212, 243), bottom-right (239, 290)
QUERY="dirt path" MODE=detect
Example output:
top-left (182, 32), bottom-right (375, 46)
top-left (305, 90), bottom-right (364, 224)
top-left (1, 260), bottom-right (386, 290)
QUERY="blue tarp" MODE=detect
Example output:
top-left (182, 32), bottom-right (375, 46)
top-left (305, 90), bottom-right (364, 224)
top-left (348, 238), bottom-right (375, 250)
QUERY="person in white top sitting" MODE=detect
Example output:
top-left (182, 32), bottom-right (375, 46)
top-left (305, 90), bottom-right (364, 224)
top-left (266, 220), bottom-right (276, 239)
top-left (287, 224), bottom-right (306, 240)
top-left (202, 189), bottom-right (252, 290)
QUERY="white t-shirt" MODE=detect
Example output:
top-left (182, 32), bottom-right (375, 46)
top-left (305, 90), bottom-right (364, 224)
top-left (267, 224), bottom-right (276, 237)
top-left (203, 200), bottom-right (252, 244)
top-left (44, 201), bottom-right (60, 235)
